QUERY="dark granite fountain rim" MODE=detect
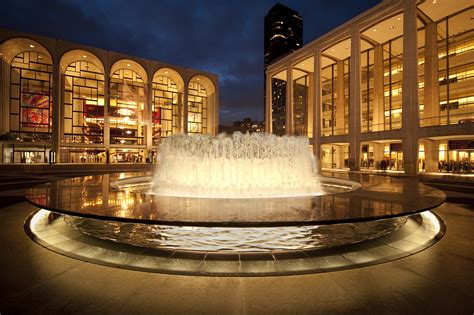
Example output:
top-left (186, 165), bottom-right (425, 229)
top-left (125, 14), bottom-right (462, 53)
top-left (24, 209), bottom-right (447, 276)
top-left (25, 172), bottom-right (446, 227)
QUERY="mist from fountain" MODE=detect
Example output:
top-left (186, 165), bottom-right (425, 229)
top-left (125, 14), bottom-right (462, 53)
top-left (152, 132), bottom-right (322, 198)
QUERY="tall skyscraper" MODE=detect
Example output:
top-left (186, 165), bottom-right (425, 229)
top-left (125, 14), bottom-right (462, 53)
top-left (264, 3), bottom-right (303, 135)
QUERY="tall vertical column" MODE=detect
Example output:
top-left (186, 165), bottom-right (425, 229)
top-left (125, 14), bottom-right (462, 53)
top-left (313, 48), bottom-right (322, 170)
top-left (423, 140), bottom-right (439, 172)
top-left (373, 44), bottom-right (385, 131)
top-left (51, 56), bottom-right (61, 163)
top-left (177, 92), bottom-right (182, 133)
top-left (183, 80), bottom-right (188, 134)
top-left (265, 72), bottom-right (273, 133)
top-left (373, 143), bottom-right (385, 168)
top-left (285, 64), bottom-right (293, 135)
top-left (307, 74), bottom-right (314, 138)
top-left (59, 73), bottom-right (65, 141)
top-left (336, 60), bottom-right (345, 134)
top-left (145, 80), bottom-right (153, 155)
top-left (0, 59), bottom-right (9, 133)
top-left (213, 89), bottom-right (219, 135)
top-left (424, 22), bottom-right (439, 126)
top-left (402, 0), bottom-right (420, 176)
top-left (349, 27), bottom-right (362, 171)
top-left (104, 61), bottom-right (110, 162)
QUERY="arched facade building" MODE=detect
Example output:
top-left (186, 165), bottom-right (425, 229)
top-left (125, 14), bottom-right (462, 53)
top-left (0, 29), bottom-right (218, 164)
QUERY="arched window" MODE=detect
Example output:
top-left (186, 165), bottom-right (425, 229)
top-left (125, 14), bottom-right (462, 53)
top-left (109, 68), bottom-right (146, 145)
top-left (63, 60), bottom-right (105, 144)
top-left (187, 81), bottom-right (207, 134)
top-left (10, 51), bottom-right (53, 141)
top-left (152, 76), bottom-right (179, 143)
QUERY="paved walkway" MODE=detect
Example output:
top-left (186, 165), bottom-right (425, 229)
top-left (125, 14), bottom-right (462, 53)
top-left (0, 201), bottom-right (473, 314)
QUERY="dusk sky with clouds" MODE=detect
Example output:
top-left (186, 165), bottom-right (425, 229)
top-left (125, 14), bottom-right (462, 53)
top-left (1, 0), bottom-right (381, 125)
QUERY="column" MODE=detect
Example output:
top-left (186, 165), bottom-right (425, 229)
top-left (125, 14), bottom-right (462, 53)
top-left (177, 92), bottom-right (182, 133)
top-left (285, 64), bottom-right (293, 135)
top-left (51, 58), bottom-right (61, 163)
top-left (402, 0), bottom-right (420, 176)
top-left (183, 80), bottom-right (188, 134)
top-left (312, 48), bottom-right (322, 170)
top-left (338, 145), bottom-right (345, 169)
top-left (373, 143), bottom-right (385, 169)
top-left (335, 60), bottom-right (345, 134)
top-left (373, 44), bottom-right (384, 131)
top-left (265, 73), bottom-right (273, 133)
top-left (423, 140), bottom-right (439, 173)
top-left (424, 22), bottom-right (440, 126)
top-left (0, 59), bottom-right (9, 133)
top-left (349, 27), bottom-right (362, 171)
top-left (145, 80), bottom-right (152, 152)
top-left (104, 62), bottom-right (110, 163)
top-left (213, 88), bottom-right (219, 135)
top-left (307, 74), bottom-right (314, 138)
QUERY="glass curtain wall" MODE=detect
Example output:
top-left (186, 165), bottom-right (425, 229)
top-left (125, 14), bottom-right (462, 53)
top-left (187, 81), bottom-right (207, 134)
top-left (271, 72), bottom-right (286, 135)
top-left (321, 58), bottom-right (349, 137)
top-left (63, 61), bottom-right (105, 144)
top-left (437, 9), bottom-right (474, 126)
top-left (342, 59), bottom-right (350, 135)
top-left (321, 64), bottom-right (336, 137)
top-left (293, 75), bottom-right (308, 136)
top-left (152, 76), bottom-right (179, 144)
top-left (418, 28), bottom-right (426, 124)
top-left (109, 69), bottom-right (146, 145)
top-left (383, 36), bottom-right (403, 130)
top-left (10, 51), bottom-right (53, 142)
top-left (361, 48), bottom-right (375, 132)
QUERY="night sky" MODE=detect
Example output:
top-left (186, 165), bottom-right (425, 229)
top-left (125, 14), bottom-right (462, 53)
top-left (1, 0), bottom-right (381, 125)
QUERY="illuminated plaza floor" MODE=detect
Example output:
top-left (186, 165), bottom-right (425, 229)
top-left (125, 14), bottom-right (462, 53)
top-left (0, 200), bottom-right (473, 313)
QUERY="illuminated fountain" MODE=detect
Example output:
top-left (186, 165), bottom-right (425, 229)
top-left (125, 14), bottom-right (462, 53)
top-left (24, 132), bottom-right (446, 276)
top-left (152, 133), bottom-right (322, 198)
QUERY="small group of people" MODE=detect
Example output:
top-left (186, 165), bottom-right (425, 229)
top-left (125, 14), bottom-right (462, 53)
top-left (438, 159), bottom-right (472, 173)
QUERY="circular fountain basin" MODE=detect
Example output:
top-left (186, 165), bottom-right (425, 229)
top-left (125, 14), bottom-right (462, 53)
top-left (24, 172), bottom-right (446, 275)
top-left (25, 172), bottom-right (445, 226)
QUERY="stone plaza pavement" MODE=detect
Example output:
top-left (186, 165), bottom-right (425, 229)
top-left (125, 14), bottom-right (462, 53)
top-left (0, 199), bottom-right (473, 314)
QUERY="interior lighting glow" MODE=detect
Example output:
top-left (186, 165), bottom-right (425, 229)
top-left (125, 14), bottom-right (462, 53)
top-left (270, 34), bottom-right (288, 41)
top-left (30, 44), bottom-right (35, 48)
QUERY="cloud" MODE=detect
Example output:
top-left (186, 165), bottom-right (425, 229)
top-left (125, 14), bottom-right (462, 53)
top-left (0, 0), bottom-right (381, 125)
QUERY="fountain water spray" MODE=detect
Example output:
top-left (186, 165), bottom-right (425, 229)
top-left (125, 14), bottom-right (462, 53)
top-left (152, 132), bottom-right (321, 198)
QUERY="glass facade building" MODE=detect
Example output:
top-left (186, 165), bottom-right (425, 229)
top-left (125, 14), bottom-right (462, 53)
top-left (0, 30), bottom-right (219, 164)
top-left (264, 3), bottom-right (303, 135)
top-left (266, 0), bottom-right (474, 175)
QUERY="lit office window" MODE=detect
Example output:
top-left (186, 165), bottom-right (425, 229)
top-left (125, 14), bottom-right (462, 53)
top-left (361, 48), bottom-right (375, 132)
top-left (437, 8), bottom-right (474, 126)
top-left (383, 36), bottom-right (403, 130)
